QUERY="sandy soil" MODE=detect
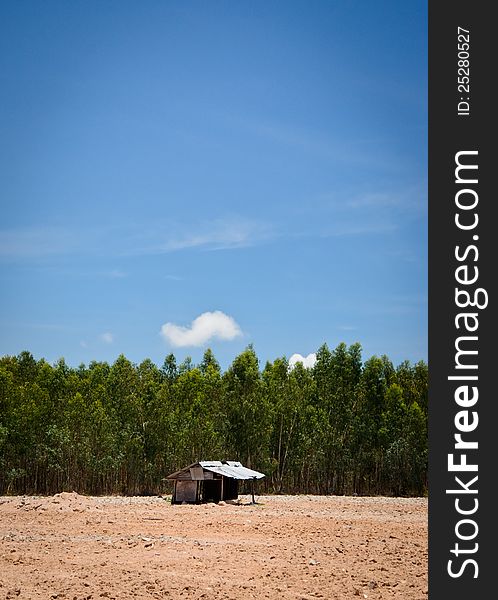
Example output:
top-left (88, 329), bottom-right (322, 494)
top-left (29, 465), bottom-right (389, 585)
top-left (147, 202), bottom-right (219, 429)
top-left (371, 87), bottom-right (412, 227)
top-left (0, 492), bottom-right (427, 600)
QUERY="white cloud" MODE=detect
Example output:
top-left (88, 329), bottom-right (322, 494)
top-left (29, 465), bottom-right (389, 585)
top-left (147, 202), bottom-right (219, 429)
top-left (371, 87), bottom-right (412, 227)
top-left (160, 311), bottom-right (242, 347)
top-left (289, 353), bottom-right (317, 369)
top-left (100, 332), bottom-right (114, 344)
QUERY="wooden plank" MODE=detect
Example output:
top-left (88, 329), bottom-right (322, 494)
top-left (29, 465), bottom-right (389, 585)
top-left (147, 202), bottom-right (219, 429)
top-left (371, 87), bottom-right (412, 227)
top-left (190, 466), bottom-right (205, 480)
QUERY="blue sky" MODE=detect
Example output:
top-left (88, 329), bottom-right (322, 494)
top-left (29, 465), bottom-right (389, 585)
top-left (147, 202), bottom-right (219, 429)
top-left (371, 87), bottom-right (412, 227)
top-left (0, 1), bottom-right (427, 370)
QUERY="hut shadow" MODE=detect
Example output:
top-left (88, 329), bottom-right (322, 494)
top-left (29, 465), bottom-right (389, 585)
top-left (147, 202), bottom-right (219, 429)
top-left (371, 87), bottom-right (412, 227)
top-left (225, 496), bottom-right (265, 507)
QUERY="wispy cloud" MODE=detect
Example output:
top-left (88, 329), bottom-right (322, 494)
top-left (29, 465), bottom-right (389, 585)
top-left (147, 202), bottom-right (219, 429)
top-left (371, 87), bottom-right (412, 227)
top-left (99, 332), bottom-right (114, 344)
top-left (164, 274), bottom-right (183, 281)
top-left (337, 325), bottom-right (358, 332)
top-left (0, 183), bottom-right (422, 264)
top-left (345, 183), bottom-right (427, 216)
top-left (160, 311), bottom-right (242, 348)
top-left (131, 217), bottom-right (274, 255)
top-left (0, 216), bottom-right (275, 261)
top-left (321, 222), bottom-right (398, 237)
top-left (287, 181), bottom-right (427, 241)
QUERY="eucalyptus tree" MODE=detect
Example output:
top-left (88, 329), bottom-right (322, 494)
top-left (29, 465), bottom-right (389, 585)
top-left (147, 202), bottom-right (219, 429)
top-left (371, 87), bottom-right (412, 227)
top-left (0, 347), bottom-right (428, 497)
top-left (222, 345), bottom-right (271, 472)
top-left (264, 357), bottom-right (318, 493)
top-left (313, 342), bottom-right (363, 494)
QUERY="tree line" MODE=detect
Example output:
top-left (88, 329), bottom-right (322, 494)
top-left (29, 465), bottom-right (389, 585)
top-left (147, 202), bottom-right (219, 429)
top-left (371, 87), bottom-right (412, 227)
top-left (0, 343), bottom-right (427, 497)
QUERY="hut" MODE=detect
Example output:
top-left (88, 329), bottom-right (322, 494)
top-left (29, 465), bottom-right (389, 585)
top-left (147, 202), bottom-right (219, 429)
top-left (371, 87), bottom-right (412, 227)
top-left (166, 460), bottom-right (265, 504)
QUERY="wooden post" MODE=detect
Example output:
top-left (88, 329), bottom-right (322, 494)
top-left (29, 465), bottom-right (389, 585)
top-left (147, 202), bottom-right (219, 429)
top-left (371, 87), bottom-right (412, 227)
top-left (251, 478), bottom-right (255, 504)
top-left (220, 476), bottom-right (224, 501)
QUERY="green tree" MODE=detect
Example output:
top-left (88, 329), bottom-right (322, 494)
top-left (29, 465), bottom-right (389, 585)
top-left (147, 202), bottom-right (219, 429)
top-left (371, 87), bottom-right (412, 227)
top-left (223, 346), bottom-right (271, 471)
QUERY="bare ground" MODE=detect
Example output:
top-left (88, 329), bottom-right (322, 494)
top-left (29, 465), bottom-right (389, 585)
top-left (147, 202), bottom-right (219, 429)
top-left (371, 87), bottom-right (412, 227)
top-left (0, 492), bottom-right (427, 600)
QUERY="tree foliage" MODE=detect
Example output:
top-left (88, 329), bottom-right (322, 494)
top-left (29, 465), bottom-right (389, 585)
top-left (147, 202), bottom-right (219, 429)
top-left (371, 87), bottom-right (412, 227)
top-left (0, 345), bottom-right (428, 496)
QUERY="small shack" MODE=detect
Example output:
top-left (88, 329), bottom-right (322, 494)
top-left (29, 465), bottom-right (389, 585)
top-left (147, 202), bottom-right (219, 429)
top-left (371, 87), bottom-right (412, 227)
top-left (166, 460), bottom-right (265, 504)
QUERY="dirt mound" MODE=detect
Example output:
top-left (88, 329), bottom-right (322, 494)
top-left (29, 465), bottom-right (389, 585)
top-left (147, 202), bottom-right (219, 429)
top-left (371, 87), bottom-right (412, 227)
top-left (13, 492), bottom-right (96, 514)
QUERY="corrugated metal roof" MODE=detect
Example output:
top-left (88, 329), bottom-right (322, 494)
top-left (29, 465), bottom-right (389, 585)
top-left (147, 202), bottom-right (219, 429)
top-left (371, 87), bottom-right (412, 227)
top-left (199, 461), bottom-right (265, 480)
top-left (167, 460), bottom-right (265, 480)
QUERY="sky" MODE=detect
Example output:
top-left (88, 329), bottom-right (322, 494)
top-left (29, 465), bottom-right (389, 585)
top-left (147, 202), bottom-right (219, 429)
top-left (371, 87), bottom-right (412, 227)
top-left (0, 0), bottom-right (427, 371)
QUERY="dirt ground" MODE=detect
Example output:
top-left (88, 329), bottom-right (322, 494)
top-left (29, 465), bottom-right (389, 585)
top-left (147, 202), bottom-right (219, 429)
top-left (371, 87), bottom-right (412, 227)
top-left (0, 492), bottom-right (427, 600)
